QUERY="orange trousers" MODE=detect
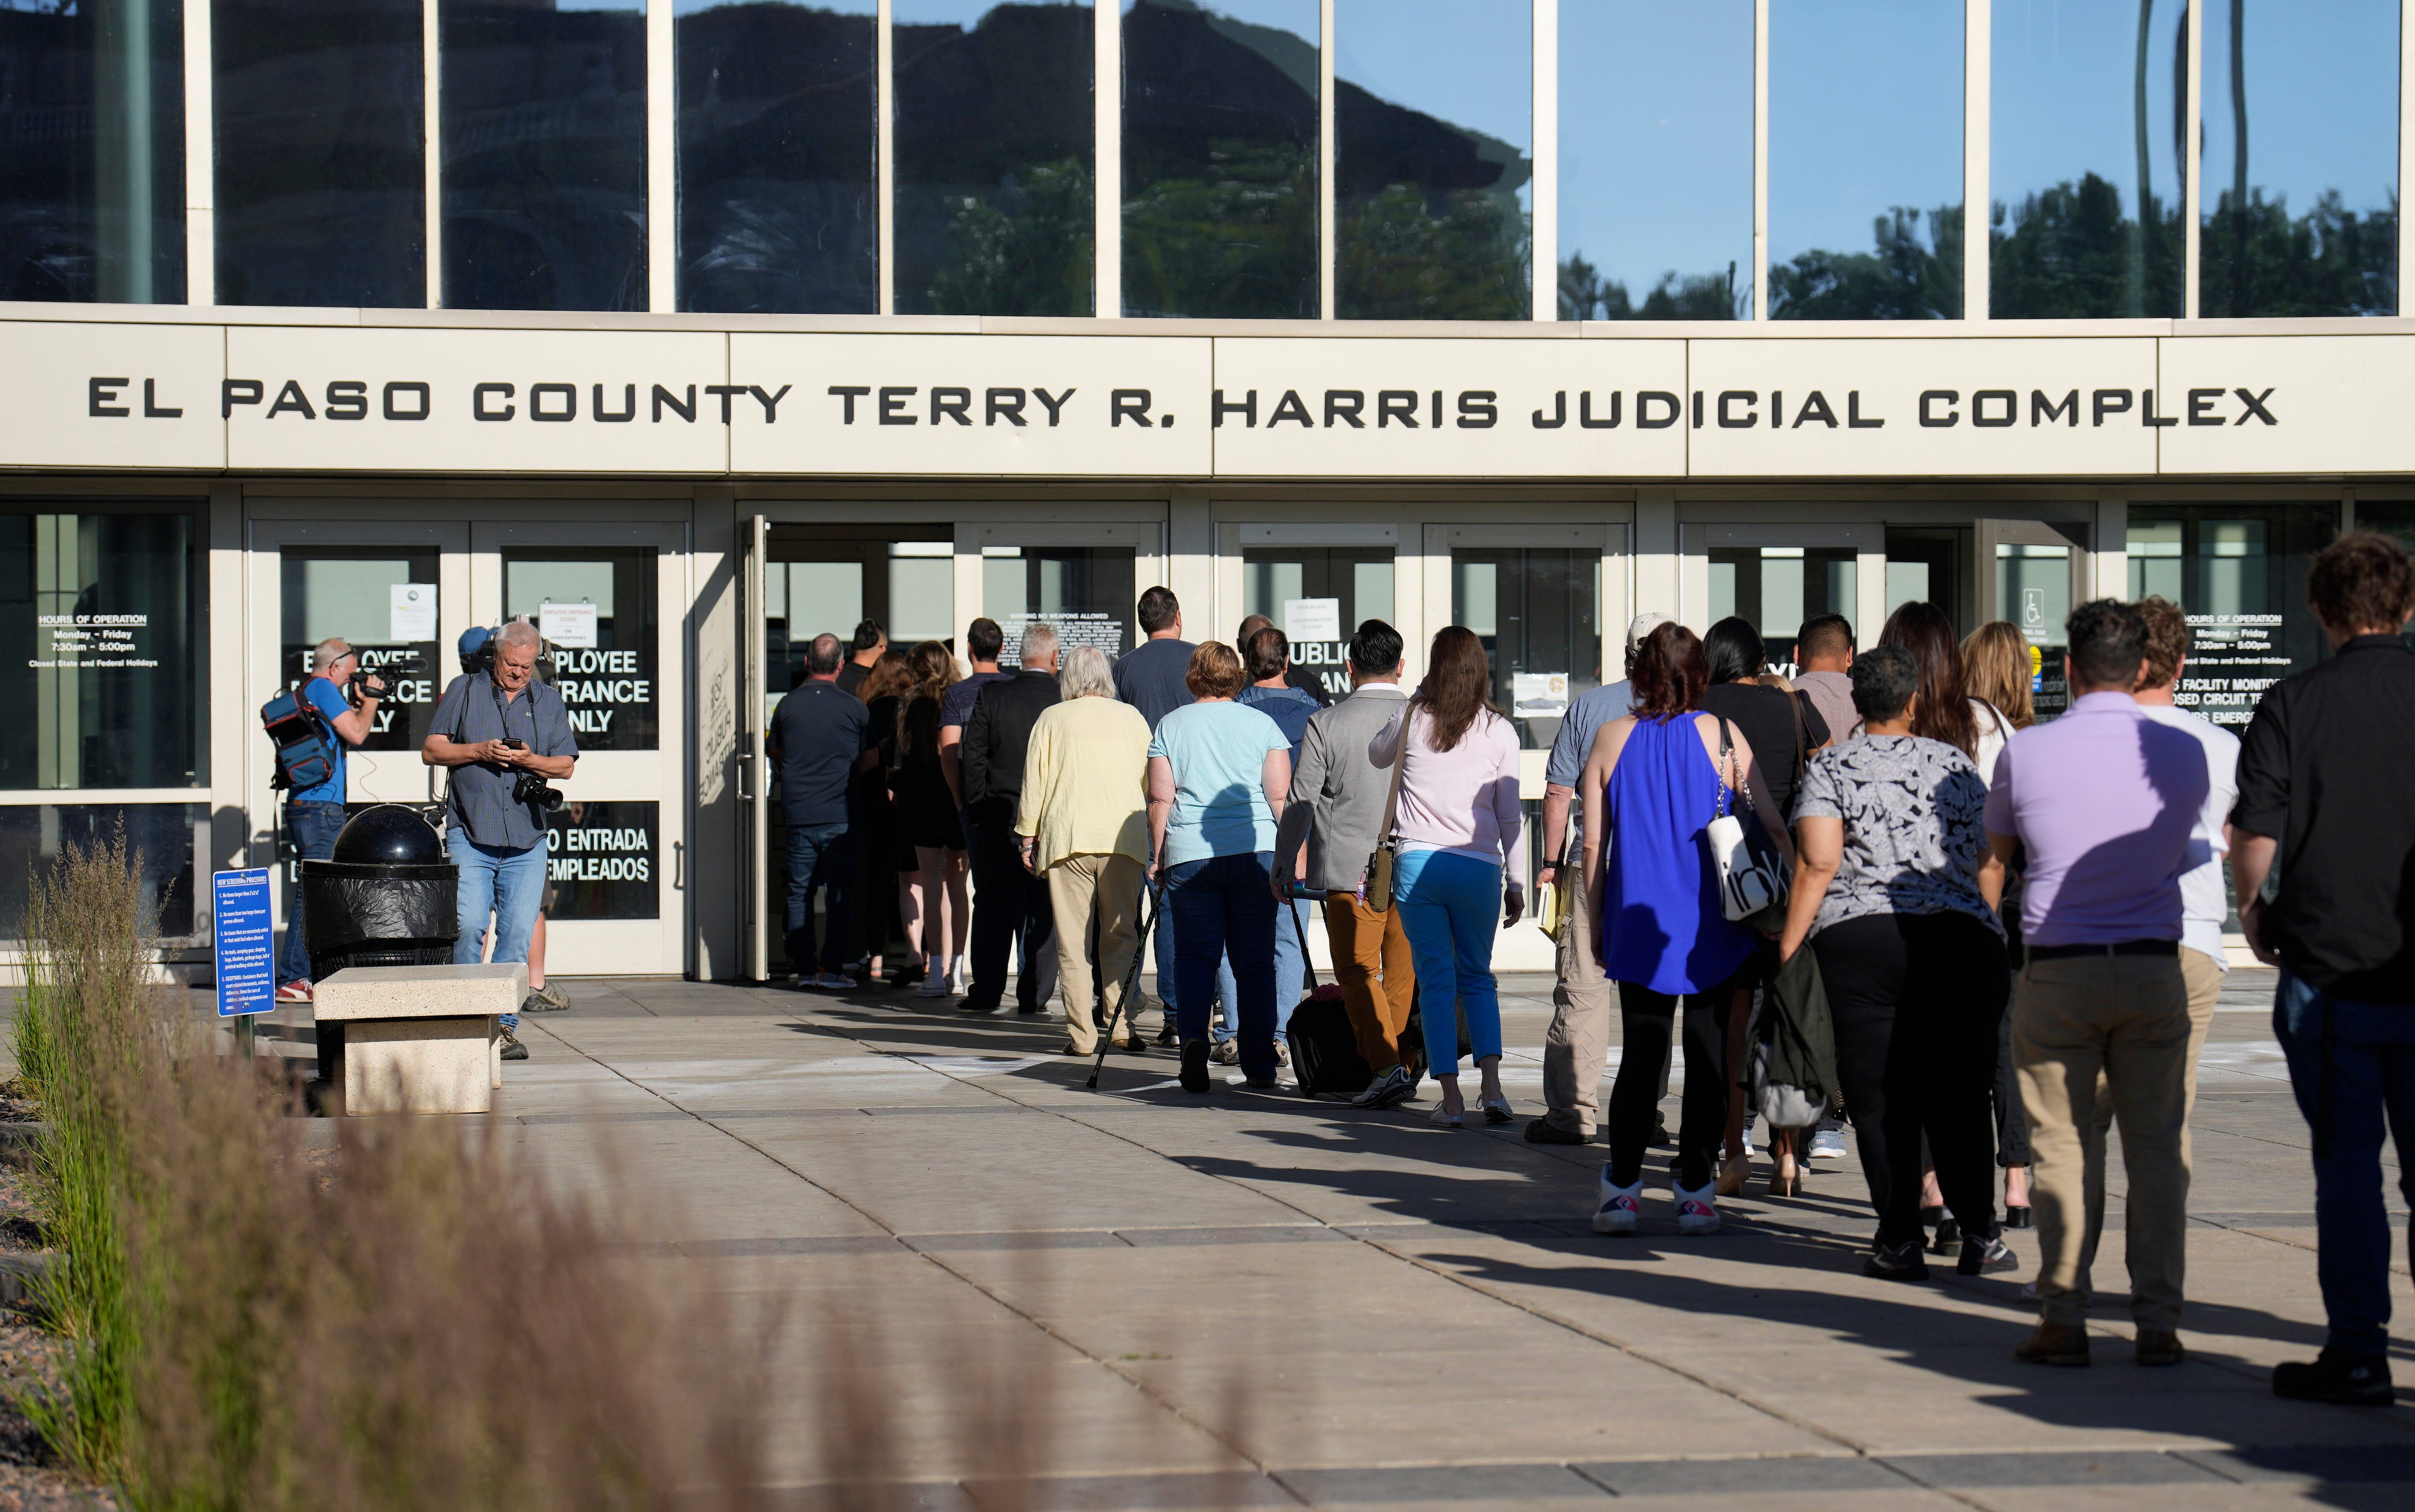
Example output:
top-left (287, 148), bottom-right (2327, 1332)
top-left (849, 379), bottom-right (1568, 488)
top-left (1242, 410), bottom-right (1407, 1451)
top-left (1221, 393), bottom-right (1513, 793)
top-left (1321, 891), bottom-right (1417, 1073)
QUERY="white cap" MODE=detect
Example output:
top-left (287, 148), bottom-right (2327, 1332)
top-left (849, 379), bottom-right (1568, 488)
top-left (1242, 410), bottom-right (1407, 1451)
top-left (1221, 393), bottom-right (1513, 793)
top-left (1624, 611), bottom-right (1674, 654)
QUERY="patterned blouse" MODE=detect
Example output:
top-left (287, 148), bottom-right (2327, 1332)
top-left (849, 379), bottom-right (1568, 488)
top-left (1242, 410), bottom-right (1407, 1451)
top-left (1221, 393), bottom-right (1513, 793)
top-left (1792, 734), bottom-right (2003, 939)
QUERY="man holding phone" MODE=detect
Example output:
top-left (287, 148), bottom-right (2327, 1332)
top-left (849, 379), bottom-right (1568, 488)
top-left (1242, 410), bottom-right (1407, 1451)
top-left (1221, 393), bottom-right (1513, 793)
top-left (422, 621), bottom-right (577, 1059)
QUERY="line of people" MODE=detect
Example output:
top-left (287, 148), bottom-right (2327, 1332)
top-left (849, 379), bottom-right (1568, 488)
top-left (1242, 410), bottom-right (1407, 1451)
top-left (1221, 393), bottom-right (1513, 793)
top-left (770, 539), bottom-right (2415, 1404)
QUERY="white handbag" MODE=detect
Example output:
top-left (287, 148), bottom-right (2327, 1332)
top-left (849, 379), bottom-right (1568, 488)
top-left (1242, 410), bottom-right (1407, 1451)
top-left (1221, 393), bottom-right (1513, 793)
top-left (1708, 721), bottom-right (1790, 928)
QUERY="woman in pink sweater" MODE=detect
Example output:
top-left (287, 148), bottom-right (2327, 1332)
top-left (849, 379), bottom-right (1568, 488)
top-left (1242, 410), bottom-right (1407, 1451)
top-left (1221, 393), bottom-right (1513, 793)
top-left (1368, 626), bottom-right (1527, 1127)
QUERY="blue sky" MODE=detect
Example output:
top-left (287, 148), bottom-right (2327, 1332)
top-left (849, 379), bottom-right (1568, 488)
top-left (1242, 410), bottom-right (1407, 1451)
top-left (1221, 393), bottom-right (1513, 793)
top-left (2201, 0), bottom-right (2398, 217)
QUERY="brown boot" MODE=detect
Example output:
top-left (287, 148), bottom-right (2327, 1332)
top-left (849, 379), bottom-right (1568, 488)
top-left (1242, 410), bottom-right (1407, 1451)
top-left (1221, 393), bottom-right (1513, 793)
top-left (2014, 1320), bottom-right (2092, 1367)
top-left (2135, 1330), bottom-right (2185, 1367)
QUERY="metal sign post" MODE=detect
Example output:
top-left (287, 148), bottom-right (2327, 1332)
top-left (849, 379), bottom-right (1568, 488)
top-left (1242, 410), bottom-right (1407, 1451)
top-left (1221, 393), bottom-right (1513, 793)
top-left (212, 869), bottom-right (275, 1056)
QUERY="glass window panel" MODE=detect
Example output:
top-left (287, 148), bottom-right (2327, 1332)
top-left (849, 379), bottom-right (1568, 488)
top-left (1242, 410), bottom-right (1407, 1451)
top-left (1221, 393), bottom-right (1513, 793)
top-left (214, 0), bottom-right (424, 307)
top-left (1335, 0), bottom-right (1531, 320)
top-left (1557, 0), bottom-right (1749, 321)
top-left (0, 801), bottom-right (204, 936)
top-left (2201, 0), bottom-right (2398, 317)
top-left (675, 0), bottom-right (877, 313)
top-left (0, 509), bottom-right (203, 790)
top-left (887, 543), bottom-right (955, 644)
top-left (280, 546), bottom-right (442, 758)
top-left (895, 0), bottom-right (1094, 316)
top-left (1768, 0), bottom-right (1963, 319)
top-left (504, 547), bottom-right (658, 752)
top-left (1990, 0), bottom-right (2183, 319)
top-left (1451, 547), bottom-right (1598, 751)
top-left (0, 0), bottom-right (186, 303)
top-left (2125, 504), bottom-right (2335, 726)
top-left (440, 0), bottom-right (646, 312)
top-left (1120, 0), bottom-right (1317, 318)
top-left (1239, 546), bottom-right (1391, 698)
top-left (980, 545), bottom-right (1132, 667)
top-left (1707, 545), bottom-right (1856, 671)
top-left (545, 798), bottom-right (658, 918)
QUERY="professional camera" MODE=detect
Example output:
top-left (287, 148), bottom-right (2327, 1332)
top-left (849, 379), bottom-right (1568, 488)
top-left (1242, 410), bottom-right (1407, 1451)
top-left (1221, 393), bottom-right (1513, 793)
top-left (500, 739), bottom-right (565, 811)
top-left (349, 651), bottom-right (424, 700)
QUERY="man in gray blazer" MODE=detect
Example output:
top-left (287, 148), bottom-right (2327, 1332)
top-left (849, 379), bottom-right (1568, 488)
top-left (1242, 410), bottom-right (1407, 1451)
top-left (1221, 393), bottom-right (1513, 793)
top-left (1273, 620), bottom-right (1418, 1108)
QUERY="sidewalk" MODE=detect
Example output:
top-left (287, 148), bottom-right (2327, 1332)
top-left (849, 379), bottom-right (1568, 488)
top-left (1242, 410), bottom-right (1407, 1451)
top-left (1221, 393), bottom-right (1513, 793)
top-left (255, 968), bottom-right (2413, 1510)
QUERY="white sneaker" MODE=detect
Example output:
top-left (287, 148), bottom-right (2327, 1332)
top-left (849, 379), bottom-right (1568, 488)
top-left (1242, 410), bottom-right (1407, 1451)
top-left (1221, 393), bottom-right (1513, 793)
top-left (1808, 1127), bottom-right (1848, 1160)
top-left (1673, 1178), bottom-right (1721, 1236)
top-left (1593, 1166), bottom-right (1642, 1235)
top-left (916, 970), bottom-right (952, 998)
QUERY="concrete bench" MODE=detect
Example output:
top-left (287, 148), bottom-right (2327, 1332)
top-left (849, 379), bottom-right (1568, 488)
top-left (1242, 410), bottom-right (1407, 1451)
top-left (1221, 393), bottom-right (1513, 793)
top-left (313, 963), bottom-right (524, 1115)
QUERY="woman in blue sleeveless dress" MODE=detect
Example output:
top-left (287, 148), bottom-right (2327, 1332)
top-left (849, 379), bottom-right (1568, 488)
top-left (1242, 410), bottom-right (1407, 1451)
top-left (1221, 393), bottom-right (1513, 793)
top-left (1578, 622), bottom-right (1793, 1236)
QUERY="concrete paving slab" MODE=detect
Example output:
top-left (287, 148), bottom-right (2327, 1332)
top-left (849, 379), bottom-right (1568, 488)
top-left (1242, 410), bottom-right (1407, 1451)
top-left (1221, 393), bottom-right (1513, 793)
top-left (245, 967), bottom-right (2415, 1504)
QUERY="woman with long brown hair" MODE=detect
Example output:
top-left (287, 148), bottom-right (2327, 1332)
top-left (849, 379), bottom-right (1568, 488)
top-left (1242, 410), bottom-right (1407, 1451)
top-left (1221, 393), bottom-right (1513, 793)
top-left (1579, 622), bottom-right (1792, 1236)
top-left (893, 640), bottom-right (968, 997)
top-left (1369, 626), bottom-right (1526, 1128)
top-left (1961, 620), bottom-right (2037, 732)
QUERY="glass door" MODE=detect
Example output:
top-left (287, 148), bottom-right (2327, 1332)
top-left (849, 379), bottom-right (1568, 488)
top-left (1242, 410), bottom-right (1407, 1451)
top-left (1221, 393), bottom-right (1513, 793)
top-left (1226, 525), bottom-right (1398, 701)
top-left (472, 523), bottom-right (686, 977)
top-left (1682, 523), bottom-right (1885, 671)
top-left (1975, 520), bottom-right (2090, 721)
top-left (975, 523), bottom-right (1149, 668)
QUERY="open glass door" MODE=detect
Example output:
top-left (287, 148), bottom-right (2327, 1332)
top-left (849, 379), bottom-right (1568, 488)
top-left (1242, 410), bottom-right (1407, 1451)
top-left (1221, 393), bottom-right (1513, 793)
top-left (1682, 523), bottom-right (1886, 668)
top-left (741, 513), bottom-right (768, 981)
top-left (1975, 520), bottom-right (2089, 720)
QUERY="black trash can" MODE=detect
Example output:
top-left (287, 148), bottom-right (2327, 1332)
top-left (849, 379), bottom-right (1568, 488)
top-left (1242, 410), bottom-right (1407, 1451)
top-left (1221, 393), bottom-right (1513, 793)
top-left (300, 804), bottom-right (459, 982)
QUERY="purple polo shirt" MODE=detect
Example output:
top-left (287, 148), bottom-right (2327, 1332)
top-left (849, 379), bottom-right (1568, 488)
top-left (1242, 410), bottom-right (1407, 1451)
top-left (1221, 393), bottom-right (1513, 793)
top-left (1984, 691), bottom-right (2209, 948)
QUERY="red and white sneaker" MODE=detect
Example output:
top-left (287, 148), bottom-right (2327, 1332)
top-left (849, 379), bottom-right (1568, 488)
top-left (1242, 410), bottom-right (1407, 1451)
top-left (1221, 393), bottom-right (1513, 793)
top-left (1673, 1178), bottom-right (1722, 1236)
top-left (274, 980), bottom-right (313, 1002)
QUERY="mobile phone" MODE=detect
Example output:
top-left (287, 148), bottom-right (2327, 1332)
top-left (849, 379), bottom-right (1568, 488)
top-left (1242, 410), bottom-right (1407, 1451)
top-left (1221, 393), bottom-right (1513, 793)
top-left (500, 738), bottom-right (526, 749)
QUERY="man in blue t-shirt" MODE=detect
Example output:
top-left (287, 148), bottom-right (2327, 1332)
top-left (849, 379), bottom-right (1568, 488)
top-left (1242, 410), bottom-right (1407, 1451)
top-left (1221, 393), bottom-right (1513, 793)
top-left (276, 638), bottom-right (388, 998)
top-left (1115, 586), bottom-right (1198, 1041)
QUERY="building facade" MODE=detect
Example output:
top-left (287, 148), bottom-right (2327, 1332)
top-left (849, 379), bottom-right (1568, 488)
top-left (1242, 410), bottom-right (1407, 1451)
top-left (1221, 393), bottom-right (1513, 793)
top-left (2, 0), bottom-right (2408, 977)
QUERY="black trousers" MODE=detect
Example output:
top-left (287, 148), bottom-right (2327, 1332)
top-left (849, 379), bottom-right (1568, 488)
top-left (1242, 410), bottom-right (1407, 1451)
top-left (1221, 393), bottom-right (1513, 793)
top-left (967, 814), bottom-right (1056, 1010)
top-left (1991, 890), bottom-right (2031, 1167)
top-left (1607, 973), bottom-right (1745, 1190)
top-left (1814, 911), bottom-right (2009, 1248)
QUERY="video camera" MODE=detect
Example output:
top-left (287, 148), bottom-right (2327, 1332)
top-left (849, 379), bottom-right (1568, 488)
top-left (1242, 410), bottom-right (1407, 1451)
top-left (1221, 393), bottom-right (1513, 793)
top-left (349, 651), bottom-right (425, 700)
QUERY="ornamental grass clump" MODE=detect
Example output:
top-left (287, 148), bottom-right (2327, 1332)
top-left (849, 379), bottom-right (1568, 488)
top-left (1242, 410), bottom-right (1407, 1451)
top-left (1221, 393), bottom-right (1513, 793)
top-left (11, 836), bottom-right (780, 1510)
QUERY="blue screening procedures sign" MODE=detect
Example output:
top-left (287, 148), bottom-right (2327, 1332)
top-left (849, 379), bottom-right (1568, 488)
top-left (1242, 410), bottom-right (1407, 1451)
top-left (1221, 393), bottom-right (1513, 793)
top-left (213, 868), bottom-right (275, 1018)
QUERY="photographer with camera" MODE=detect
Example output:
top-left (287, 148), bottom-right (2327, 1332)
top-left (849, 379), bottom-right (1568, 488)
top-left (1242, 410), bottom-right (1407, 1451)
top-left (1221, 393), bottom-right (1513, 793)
top-left (422, 620), bottom-right (577, 1059)
top-left (273, 638), bottom-right (389, 1002)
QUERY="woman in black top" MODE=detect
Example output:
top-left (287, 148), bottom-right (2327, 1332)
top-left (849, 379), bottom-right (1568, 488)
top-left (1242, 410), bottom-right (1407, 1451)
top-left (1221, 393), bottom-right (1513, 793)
top-left (892, 640), bottom-right (968, 998)
top-left (1698, 618), bottom-right (1831, 821)
top-left (854, 649), bottom-right (914, 987)
top-left (1698, 618), bottom-right (1832, 1196)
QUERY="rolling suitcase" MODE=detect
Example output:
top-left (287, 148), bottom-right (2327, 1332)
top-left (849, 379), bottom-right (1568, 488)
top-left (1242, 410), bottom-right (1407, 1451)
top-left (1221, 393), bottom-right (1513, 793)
top-left (1280, 897), bottom-right (1369, 1099)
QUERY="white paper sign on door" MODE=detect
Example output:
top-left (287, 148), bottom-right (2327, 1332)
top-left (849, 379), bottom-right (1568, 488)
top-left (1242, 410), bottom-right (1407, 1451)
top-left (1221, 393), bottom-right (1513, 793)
top-left (1282, 598), bottom-right (1341, 643)
top-left (389, 583), bottom-right (436, 641)
top-left (1512, 672), bottom-right (1570, 717)
top-left (540, 602), bottom-right (600, 649)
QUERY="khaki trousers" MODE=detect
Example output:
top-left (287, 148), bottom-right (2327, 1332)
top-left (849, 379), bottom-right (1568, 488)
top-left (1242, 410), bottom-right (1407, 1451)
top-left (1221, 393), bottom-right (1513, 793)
top-left (2013, 952), bottom-right (2192, 1330)
top-left (1047, 853), bottom-right (1145, 1054)
top-left (1322, 892), bottom-right (1415, 1073)
top-left (2078, 946), bottom-right (2223, 1273)
top-left (1542, 865), bottom-right (1615, 1136)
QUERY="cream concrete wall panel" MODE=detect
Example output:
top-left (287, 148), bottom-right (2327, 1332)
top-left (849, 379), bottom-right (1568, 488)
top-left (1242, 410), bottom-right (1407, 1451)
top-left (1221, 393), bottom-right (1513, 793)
top-left (0, 321), bottom-right (224, 468)
top-left (728, 333), bottom-right (1213, 476)
top-left (224, 327), bottom-right (731, 472)
top-left (2157, 335), bottom-right (2408, 474)
top-left (1687, 337), bottom-right (2159, 476)
top-left (1209, 338), bottom-right (1688, 478)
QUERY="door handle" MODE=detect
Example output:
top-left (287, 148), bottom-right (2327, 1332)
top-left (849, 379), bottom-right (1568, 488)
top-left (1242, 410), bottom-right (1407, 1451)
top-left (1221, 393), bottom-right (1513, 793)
top-left (672, 839), bottom-right (684, 890)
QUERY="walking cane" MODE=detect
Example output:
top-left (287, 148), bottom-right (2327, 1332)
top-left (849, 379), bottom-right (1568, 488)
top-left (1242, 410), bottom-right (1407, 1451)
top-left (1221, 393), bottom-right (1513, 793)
top-left (1087, 875), bottom-right (1162, 1091)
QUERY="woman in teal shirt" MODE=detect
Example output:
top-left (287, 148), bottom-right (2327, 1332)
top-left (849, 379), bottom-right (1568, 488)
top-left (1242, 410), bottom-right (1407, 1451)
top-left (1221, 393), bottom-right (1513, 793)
top-left (1147, 642), bottom-right (1292, 1094)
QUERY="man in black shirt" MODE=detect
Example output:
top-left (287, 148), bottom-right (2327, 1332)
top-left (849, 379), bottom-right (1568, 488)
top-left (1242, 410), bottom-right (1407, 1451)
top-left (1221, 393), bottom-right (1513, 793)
top-left (835, 619), bottom-right (884, 697)
top-left (767, 632), bottom-right (878, 990)
top-left (1113, 586), bottom-right (1195, 731)
top-left (961, 624), bottom-right (1062, 1014)
top-left (2232, 531), bottom-right (2415, 1407)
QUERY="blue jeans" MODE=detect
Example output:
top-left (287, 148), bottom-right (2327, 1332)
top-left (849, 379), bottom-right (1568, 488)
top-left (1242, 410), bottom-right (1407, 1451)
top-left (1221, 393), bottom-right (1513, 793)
top-left (278, 800), bottom-right (348, 985)
top-left (1164, 851), bottom-right (1279, 1079)
top-left (1154, 890), bottom-right (1232, 1028)
top-left (2274, 968), bottom-right (2415, 1357)
top-left (784, 823), bottom-right (859, 976)
top-left (1392, 848), bottom-right (1505, 1078)
top-left (452, 835), bottom-right (548, 1028)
